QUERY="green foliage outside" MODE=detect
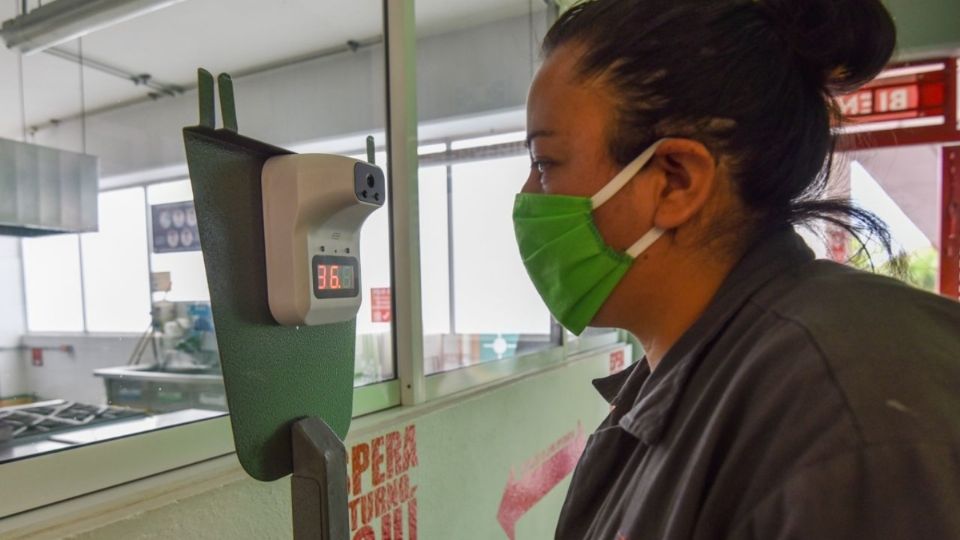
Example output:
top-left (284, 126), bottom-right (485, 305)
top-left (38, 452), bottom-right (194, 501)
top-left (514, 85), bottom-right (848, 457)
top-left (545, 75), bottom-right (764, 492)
top-left (848, 245), bottom-right (939, 293)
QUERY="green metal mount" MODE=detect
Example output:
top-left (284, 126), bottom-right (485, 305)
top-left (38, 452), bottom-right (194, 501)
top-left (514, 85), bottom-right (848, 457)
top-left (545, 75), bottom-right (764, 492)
top-left (183, 68), bottom-right (357, 481)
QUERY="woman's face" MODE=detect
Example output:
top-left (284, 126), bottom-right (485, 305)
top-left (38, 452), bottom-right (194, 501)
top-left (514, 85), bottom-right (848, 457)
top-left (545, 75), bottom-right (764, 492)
top-left (523, 45), bottom-right (661, 254)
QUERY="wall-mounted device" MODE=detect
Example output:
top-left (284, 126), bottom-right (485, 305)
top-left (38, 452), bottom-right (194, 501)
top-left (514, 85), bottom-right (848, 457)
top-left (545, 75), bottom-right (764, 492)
top-left (262, 154), bottom-right (385, 326)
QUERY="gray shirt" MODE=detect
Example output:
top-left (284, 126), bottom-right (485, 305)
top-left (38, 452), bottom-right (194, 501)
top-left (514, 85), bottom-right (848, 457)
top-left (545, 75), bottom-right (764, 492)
top-left (556, 227), bottom-right (960, 539)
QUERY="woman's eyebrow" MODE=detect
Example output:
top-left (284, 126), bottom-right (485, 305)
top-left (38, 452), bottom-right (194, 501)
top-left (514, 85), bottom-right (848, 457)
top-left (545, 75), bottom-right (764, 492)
top-left (525, 129), bottom-right (557, 148)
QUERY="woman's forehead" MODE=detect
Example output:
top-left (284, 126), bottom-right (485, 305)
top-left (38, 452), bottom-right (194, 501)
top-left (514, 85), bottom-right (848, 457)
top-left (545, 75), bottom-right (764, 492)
top-left (527, 49), bottom-right (616, 147)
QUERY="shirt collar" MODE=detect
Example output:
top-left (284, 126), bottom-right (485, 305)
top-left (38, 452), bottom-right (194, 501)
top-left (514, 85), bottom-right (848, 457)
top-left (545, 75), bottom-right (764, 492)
top-left (592, 362), bottom-right (641, 403)
top-left (592, 227), bottom-right (815, 445)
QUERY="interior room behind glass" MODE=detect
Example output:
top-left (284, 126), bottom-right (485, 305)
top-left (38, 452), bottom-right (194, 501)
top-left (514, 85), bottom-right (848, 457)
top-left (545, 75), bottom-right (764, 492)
top-left (0, 0), bottom-right (394, 463)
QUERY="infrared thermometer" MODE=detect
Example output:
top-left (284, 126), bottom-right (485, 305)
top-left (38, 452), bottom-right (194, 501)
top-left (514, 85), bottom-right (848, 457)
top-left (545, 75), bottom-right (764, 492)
top-left (262, 154), bottom-right (385, 326)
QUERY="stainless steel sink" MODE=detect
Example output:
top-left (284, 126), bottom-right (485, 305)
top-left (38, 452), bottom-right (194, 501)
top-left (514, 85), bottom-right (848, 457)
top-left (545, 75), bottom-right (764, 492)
top-left (93, 364), bottom-right (226, 412)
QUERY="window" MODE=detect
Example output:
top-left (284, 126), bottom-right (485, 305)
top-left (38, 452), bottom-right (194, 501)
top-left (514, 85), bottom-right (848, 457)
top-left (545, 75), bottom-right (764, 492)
top-left (351, 151), bottom-right (395, 386)
top-left (80, 187), bottom-right (151, 332)
top-left (0, 0), bottom-right (632, 519)
top-left (22, 185), bottom-right (153, 333)
top-left (21, 234), bottom-right (84, 332)
top-left (414, 0), bottom-right (567, 386)
top-left (849, 159), bottom-right (939, 293)
top-left (806, 144), bottom-right (943, 294)
top-left (5, 0), bottom-right (397, 470)
top-left (10, 184), bottom-right (228, 468)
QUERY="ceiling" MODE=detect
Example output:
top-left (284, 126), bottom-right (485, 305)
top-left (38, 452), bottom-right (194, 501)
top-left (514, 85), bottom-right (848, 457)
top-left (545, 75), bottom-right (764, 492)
top-left (0, 0), bottom-right (544, 140)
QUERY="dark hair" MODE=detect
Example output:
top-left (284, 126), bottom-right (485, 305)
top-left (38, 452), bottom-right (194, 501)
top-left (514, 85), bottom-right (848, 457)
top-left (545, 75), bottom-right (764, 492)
top-left (543, 0), bottom-right (897, 258)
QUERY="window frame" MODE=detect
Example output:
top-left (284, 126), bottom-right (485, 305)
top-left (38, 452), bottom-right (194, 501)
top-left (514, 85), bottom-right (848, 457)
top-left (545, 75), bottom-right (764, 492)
top-left (0, 0), bottom-right (628, 521)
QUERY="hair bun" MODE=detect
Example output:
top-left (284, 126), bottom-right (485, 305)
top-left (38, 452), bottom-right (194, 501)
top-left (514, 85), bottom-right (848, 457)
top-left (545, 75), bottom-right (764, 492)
top-left (757, 0), bottom-right (896, 93)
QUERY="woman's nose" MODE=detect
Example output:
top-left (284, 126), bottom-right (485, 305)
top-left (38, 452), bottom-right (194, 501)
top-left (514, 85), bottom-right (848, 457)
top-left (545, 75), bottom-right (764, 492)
top-left (521, 169), bottom-right (542, 194)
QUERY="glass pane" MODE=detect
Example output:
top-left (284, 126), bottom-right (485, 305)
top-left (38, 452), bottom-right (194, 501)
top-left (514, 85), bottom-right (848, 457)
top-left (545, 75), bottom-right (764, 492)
top-left (419, 165), bottom-right (452, 337)
top-left (451, 157), bottom-right (552, 334)
top-left (21, 234), bottom-right (84, 332)
top-left (2, 0), bottom-right (391, 466)
top-left (81, 188), bottom-right (152, 332)
top-left (848, 146), bottom-right (940, 293)
top-left (416, 1), bottom-right (561, 376)
top-left (808, 145), bottom-right (941, 293)
top-left (355, 152), bottom-right (395, 385)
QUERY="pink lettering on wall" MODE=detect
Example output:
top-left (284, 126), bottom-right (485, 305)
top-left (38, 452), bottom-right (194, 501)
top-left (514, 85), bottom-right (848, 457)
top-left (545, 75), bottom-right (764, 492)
top-left (349, 424), bottom-right (419, 540)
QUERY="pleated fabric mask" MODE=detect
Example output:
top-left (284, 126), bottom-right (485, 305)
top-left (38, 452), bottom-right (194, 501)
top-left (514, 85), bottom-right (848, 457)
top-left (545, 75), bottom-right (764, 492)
top-left (513, 140), bottom-right (667, 335)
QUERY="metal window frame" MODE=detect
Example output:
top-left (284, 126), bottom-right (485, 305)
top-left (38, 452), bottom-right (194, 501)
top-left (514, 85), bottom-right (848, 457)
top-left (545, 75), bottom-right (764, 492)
top-left (1, 2), bottom-right (407, 518)
top-left (941, 145), bottom-right (960, 298)
top-left (0, 0), bottom-right (619, 522)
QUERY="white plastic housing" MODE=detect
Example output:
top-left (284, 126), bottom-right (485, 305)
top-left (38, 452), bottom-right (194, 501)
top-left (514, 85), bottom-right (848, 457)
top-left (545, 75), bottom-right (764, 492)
top-left (261, 153), bottom-right (384, 326)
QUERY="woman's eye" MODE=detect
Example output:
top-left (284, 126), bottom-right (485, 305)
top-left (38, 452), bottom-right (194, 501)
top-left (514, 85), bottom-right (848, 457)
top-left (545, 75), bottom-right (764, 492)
top-left (532, 160), bottom-right (551, 174)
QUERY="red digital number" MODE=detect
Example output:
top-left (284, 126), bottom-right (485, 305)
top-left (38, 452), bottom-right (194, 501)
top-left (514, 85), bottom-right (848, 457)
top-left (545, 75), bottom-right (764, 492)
top-left (330, 265), bottom-right (341, 289)
top-left (317, 265), bottom-right (327, 290)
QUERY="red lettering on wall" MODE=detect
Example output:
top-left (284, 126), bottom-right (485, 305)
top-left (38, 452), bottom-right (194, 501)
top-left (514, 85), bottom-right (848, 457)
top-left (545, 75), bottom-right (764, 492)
top-left (347, 424), bottom-right (420, 539)
top-left (352, 443), bottom-right (370, 496)
top-left (372, 436), bottom-right (386, 487)
top-left (349, 498), bottom-right (362, 532)
top-left (386, 431), bottom-right (402, 477)
top-left (403, 425), bottom-right (418, 471)
top-left (353, 525), bottom-right (376, 540)
top-left (361, 491), bottom-right (375, 525)
top-left (381, 511), bottom-right (393, 540)
top-left (408, 497), bottom-right (418, 540)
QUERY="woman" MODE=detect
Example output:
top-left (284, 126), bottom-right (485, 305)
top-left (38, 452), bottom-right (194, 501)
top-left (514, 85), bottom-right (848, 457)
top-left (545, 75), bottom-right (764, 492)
top-left (513, 0), bottom-right (960, 538)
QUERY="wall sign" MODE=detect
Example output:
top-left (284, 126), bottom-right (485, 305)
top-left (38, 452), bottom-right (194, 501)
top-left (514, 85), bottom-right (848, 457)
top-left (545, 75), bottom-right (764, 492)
top-left (349, 424), bottom-right (419, 540)
top-left (835, 60), bottom-right (957, 143)
top-left (371, 287), bottom-right (392, 323)
top-left (151, 201), bottom-right (201, 253)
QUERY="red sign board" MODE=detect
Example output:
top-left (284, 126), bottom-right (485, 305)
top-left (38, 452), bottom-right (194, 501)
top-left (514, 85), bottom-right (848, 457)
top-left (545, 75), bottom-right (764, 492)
top-left (837, 67), bottom-right (947, 125)
top-left (837, 59), bottom-right (958, 148)
top-left (371, 287), bottom-right (392, 323)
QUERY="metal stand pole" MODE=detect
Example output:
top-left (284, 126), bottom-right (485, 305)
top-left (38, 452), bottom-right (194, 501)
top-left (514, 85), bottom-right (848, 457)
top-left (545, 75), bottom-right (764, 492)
top-left (291, 417), bottom-right (350, 540)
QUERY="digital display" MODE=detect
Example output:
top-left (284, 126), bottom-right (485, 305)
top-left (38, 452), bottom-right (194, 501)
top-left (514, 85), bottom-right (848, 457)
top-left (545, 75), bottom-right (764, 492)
top-left (312, 255), bottom-right (360, 299)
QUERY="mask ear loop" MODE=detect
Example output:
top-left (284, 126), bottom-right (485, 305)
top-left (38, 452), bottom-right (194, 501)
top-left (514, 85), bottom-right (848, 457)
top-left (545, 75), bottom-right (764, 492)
top-left (590, 139), bottom-right (668, 210)
top-left (589, 139), bottom-right (669, 259)
top-left (626, 227), bottom-right (665, 258)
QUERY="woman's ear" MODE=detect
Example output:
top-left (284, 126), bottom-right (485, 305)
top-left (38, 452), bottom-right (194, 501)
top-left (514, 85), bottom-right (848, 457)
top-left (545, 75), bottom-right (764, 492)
top-left (649, 139), bottom-right (717, 230)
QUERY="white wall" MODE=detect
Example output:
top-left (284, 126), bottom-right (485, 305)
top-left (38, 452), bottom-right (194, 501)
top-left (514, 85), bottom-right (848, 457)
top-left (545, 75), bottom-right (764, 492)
top-left (19, 334), bottom-right (140, 405)
top-left (30, 14), bottom-right (543, 179)
top-left (0, 237), bottom-right (26, 398)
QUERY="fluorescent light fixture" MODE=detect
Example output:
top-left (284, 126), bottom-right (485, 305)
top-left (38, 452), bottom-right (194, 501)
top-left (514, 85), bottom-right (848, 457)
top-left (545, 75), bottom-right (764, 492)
top-left (1, 0), bottom-right (186, 55)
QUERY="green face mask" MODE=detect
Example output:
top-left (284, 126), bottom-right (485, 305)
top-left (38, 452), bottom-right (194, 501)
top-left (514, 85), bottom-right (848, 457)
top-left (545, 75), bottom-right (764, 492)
top-left (513, 140), bottom-right (666, 335)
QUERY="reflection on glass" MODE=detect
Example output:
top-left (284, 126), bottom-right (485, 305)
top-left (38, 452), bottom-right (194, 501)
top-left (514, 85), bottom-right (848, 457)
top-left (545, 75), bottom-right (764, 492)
top-left (2, 0), bottom-right (393, 464)
top-left (419, 155), bottom-right (559, 375)
top-left (415, 1), bottom-right (559, 376)
top-left (354, 168), bottom-right (395, 386)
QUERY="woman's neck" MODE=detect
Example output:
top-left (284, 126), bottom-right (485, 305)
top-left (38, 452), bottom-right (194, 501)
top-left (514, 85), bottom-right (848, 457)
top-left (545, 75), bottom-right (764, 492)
top-left (624, 250), bottom-right (739, 371)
